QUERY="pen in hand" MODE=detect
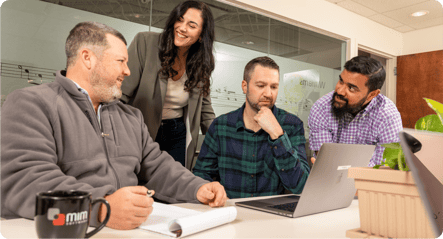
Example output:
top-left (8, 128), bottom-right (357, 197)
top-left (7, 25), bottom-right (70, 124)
top-left (147, 189), bottom-right (154, 197)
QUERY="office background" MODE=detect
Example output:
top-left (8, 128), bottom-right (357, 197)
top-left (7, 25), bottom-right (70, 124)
top-left (1, 0), bottom-right (442, 133)
top-left (228, 0), bottom-right (443, 129)
top-left (1, 0), bottom-right (347, 140)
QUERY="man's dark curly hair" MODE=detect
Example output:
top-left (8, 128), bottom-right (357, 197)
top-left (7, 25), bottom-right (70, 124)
top-left (344, 56), bottom-right (386, 92)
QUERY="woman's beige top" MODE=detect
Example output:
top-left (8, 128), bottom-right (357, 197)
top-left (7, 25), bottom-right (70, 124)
top-left (162, 73), bottom-right (189, 120)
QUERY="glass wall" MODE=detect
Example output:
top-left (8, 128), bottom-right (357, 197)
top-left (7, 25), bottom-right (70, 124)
top-left (1, 0), bottom-right (346, 138)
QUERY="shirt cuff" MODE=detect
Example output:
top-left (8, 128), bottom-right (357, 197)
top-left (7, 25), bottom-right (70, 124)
top-left (268, 132), bottom-right (299, 170)
top-left (268, 132), bottom-right (294, 156)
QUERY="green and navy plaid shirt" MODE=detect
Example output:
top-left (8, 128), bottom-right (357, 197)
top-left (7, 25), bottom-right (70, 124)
top-left (193, 104), bottom-right (310, 199)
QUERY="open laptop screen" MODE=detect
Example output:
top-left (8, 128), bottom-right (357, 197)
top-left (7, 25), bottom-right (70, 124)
top-left (400, 130), bottom-right (443, 237)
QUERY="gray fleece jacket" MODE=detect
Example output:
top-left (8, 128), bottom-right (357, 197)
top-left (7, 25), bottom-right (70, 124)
top-left (1, 71), bottom-right (208, 226)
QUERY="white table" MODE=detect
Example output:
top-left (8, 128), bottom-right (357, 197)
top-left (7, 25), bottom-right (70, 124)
top-left (1, 197), bottom-right (361, 238)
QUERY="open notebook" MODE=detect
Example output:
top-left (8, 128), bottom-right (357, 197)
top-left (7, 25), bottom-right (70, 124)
top-left (139, 202), bottom-right (237, 237)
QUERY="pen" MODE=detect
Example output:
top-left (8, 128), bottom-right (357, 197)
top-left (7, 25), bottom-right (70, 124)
top-left (147, 190), bottom-right (153, 197)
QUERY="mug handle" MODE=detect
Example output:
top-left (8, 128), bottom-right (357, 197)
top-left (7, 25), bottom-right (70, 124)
top-left (85, 198), bottom-right (111, 238)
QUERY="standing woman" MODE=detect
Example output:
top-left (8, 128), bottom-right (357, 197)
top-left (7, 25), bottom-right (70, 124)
top-left (121, 0), bottom-right (215, 170)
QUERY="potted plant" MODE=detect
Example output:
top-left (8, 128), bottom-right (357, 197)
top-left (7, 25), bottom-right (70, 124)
top-left (346, 98), bottom-right (443, 238)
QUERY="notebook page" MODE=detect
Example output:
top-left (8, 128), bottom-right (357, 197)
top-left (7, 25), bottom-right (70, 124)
top-left (169, 206), bottom-right (237, 237)
top-left (139, 202), bottom-right (201, 237)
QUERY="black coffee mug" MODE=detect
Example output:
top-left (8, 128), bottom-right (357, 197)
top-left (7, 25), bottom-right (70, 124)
top-left (35, 190), bottom-right (111, 238)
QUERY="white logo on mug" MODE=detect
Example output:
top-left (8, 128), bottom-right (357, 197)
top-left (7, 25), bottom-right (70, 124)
top-left (47, 208), bottom-right (60, 220)
top-left (47, 207), bottom-right (88, 226)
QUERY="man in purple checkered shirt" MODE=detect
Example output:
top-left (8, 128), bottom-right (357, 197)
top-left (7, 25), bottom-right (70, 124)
top-left (308, 56), bottom-right (403, 166)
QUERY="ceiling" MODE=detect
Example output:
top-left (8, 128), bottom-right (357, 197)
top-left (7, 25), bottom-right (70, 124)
top-left (38, 0), bottom-right (345, 69)
top-left (325, 0), bottom-right (443, 32)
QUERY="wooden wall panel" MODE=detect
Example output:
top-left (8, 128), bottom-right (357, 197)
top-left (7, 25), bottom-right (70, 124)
top-left (396, 50), bottom-right (443, 129)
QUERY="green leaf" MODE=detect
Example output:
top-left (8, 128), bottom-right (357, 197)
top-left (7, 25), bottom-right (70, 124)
top-left (424, 98), bottom-right (443, 125)
top-left (381, 142), bottom-right (402, 149)
top-left (374, 98), bottom-right (443, 172)
top-left (415, 114), bottom-right (443, 133)
top-left (382, 147), bottom-right (401, 169)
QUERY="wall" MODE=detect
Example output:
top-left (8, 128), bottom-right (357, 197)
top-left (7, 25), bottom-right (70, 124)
top-left (402, 25), bottom-right (443, 55)
top-left (0, 1), bottom-right (162, 69)
top-left (222, 0), bottom-right (404, 57)
top-left (0, 0), bottom-right (153, 100)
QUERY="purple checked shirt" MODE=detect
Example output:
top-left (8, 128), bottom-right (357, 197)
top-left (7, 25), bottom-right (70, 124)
top-left (308, 91), bottom-right (403, 166)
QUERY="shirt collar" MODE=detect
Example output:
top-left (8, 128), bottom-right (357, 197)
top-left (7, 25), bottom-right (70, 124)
top-left (69, 80), bottom-right (93, 103)
top-left (235, 104), bottom-right (246, 130)
top-left (364, 94), bottom-right (380, 112)
top-left (356, 94), bottom-right (381, 117)
top-left (68, 79), bottom-right (103, 115)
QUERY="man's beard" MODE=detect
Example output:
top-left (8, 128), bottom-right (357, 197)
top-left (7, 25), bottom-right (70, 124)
top-left (246, 90), bottom-right (274, 112)
top-left (90, 64), bottom-right (122, 103)
top-left (330, 92), bottom-right (367, 118)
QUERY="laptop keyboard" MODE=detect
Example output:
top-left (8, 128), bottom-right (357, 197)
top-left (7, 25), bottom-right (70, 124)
top-left (268, 202), bottom-right (298, 212)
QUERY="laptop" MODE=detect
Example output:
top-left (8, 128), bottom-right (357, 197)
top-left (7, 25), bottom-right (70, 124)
top-left (399, 129), bottom-right (443, 238)
top-left (235, 143), bottom-right (375, 218)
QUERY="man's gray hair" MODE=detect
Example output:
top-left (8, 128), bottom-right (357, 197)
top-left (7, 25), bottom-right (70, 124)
top-left (65, 21), bottom-right (127, 68)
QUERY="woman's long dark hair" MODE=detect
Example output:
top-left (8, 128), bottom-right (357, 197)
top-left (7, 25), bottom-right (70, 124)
top-left (158, 0), bottom-right (215, 97)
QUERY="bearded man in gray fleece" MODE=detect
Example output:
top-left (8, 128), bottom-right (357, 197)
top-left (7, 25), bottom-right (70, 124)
top-left (1, 21), bottom-right (227, 230)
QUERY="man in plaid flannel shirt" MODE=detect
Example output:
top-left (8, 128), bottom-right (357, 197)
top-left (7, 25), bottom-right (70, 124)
top-left (308, 56), bottom-right (403, 167)
top-left (193, 56), bottom-right (310, 199)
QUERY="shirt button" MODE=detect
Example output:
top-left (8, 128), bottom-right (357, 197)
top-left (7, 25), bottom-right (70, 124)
top-left (281, 169), bottom-right (285, 172)
top-left (251, 194), bottom-right (254, 197)
top-left (252, 154), bottom-right (255, 157)
top-left (274, 146), bottom-right (277, 149)
top-left (251, 175), bottom-right (254, 178)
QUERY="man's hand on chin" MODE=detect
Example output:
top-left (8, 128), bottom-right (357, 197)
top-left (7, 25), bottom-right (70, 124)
top-left (254, 107), bottom-right (283, 140)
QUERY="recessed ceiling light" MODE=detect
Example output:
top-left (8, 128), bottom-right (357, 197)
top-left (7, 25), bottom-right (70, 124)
top-left (411, 10), bottom-right (429, 17)
top-left (242, 41), bottom-right (254, 45)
